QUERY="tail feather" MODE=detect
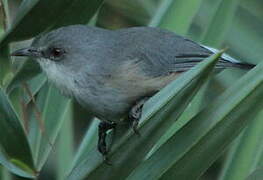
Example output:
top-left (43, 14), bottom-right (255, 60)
top-left (202, 45), bottom-right (255, 70)
top-left (226, 61), bottom-right (256, 70)
top-left (173, 55), bottom-right (255, 72)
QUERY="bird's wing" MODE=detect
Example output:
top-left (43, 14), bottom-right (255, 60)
top-left (172, 45), bottom-right (254, 72)
top-left (115, 27), bottom-right (253, 79)
top-left (201, 45), bottom-right (240, 63)
top-left (108, 56), bottom-right (180, 96)
top-left (122, 47), bottom-right (235, 79)
top-left (106, 27), bottom-right (254, 97)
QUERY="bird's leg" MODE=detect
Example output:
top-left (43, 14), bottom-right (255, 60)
top-left (129, 97), bottom-right (150, 135)
top-left (98, 121), bottom-right (116, 162)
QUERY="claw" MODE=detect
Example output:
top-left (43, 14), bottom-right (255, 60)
top-left (103, 155), bottom-right (113, 166)
top-left (97, 122), bottom-right (116, 159)
top-left (132, 120), bottom-right (141, 137)
top-left (129, 97), bottom-right (149, 136)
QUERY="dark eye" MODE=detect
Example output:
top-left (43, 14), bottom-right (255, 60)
top-left (50, 48), bottom-right (65, 59)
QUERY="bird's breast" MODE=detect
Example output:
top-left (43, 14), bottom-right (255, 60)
top-left (74, 81), bottom-right (132, 122)
top-left (39, 60), bottom-right (76, 97)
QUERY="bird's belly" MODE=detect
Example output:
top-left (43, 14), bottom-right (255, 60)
top-left (74, 73), bottom-right (179, 122)
top-left (75, 88), bottom-right (133, 122)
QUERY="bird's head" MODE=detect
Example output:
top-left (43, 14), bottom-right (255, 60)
top-left (10, 25), bottom-right (106, 73)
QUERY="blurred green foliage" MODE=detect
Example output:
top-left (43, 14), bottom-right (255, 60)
top-left (0, 0), bottom-right (262, 179)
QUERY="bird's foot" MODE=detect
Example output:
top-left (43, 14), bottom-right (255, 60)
top-left (98, 121), bottom-right (116, 164)
top-left (129, 97), bottom-right (149, 136)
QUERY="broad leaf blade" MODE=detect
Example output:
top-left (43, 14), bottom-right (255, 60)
top-left (144, 68), bottom-right (248, 160)
top-left (69, 119), bottom-right (99, 171)
top-left (247, 167), bottom-right (263, 180)
top-left (51, 1), bottom-right (104, 29)
top-left (0, 88), bottom-right (36, 178)
top-left (226, 10), bottom-right (263, 64)
top-left (0, 165), bottom-right (11, 180)
top-left (0, 0), bottom-right (11, 86)
top-left (6, 60), bottom-right (41, 94)
top-left (23, 74), bottom-right (47, 104)
top-left (219, 109), bottom-right (263, 180)
top-left (128, 61), bottom-right (262, 180)
top-left (0, 46), bottom-right (11, 87)
top-left (201, 0), bottom-right (240, 47)
top-left (0, 0), bottom-right (105, 45)
top-left (27, 83), bottom-right (70, 170)
top-left (66, 51), bottom-right (223, 180)
top-left (56, 103), bottom-right (74, 180)
top-left (150, 0), bottom-right (204, 35)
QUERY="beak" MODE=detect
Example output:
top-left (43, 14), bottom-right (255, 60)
top-left (10, 47), bottom-right (41, 58)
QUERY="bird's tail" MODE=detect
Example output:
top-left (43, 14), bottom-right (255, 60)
top-left (230, 61), bottom-right (255, 70)
top-left (203, 45), bottom-right (255, 70)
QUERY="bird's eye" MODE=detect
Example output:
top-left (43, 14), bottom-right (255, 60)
top-left (50, 48), bottom-right (65, 59)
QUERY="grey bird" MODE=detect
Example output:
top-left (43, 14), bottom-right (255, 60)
top-left (11, 25), bottom-right (254, 159)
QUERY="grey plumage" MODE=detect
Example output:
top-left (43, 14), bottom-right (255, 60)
top-left (11, 25), bottom-right (254, 122)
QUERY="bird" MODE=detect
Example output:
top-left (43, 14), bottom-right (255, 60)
top-left (10, 25), bottom-right (254, 159)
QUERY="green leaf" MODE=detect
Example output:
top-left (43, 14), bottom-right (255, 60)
top-left (240, 0), bottom-right (263, 22)
top-left (56, 102), bottom-right (74, 180)
top-left (0, 165), bottom-right (12, 180)
top-left (226, 9), bottom-right (263, 64)
top-left (27, 83), bottom-right (70, 170)
top-left (66, 51), bottom-right (223, 180)
top-left (218, 109), bottom-right (263, 180)
top-left (22, 73), bottom-right (47, 104)
top-left (0, 0), bottom-right (10, 30)
top-left (0, 88), bottom-right (36, 178)
top-left (69, 119), bottom-right (99, 171)
top-left (150, 0), bottom-right (204, 35)
top-left (6, 60), bottom-right (41, 94)
top-left (0, 0), bottom-right (11, 86)
top-left (0, 0), bottom-right (105, 45)
top-left (247, 167), bottom-right (263, 180)
top-left (201, 0), bottom-right (241, 47)
top-left (128, 61), bottom-right (263, 180)
top-left (146, 68), bottom-right (248, 159)
top-left (0, 45), bottom-right (11, 87)
top-left (97, 0), bottom-right (154, 28)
